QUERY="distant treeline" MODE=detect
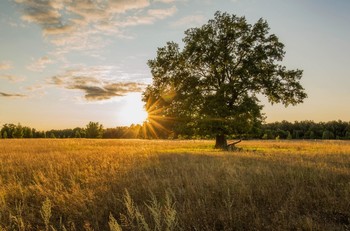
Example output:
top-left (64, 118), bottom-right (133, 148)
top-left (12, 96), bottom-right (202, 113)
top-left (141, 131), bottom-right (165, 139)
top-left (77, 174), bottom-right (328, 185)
top-left (0, 122), bottom-right (140, 139)
top-left (1, 120), bottom-right (350, 140)
top-left (260, 120), bottom-right (350, 140)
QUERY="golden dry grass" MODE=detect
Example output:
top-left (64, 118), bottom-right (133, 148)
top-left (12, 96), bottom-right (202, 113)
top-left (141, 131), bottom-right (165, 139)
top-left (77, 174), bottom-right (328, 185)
top-left (0, 139), bottom-right (349, 230)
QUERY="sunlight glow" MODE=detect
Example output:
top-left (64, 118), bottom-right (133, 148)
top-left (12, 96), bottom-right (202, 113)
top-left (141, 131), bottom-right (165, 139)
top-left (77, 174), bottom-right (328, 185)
top-left (139, 96), bottom-right (174, 139)
top-left (118, 93), bottom-right (148, 126)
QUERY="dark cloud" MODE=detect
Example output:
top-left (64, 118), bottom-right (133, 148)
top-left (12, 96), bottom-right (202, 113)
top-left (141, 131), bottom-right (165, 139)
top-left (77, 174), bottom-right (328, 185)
top-left (68, 84), bottom-right (123, 101)
top-left (15, 0), bottom-right (65, 32)
top-left (0, 92), bottom-right (26, 98)
top-left (50, 75), bottom-right (146, 101)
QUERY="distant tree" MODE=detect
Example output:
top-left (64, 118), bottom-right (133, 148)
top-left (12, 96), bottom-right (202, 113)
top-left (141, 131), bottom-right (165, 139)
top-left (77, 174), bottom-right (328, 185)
top-left (322, 130), bottom-right (329, 140)
top-left (75, 130), bottom-right (81, 138)
top-left (262, 129), bottom-right (274, 139)
top-left (3, 131), bottom-right (7, 139)
top-left (286, 131), bottom-right (292, 140)
top-left (31, 128), bottom-right (36, 138)
top-left (309, 131), bottom-right (315, 139)
top-left (345, 131), bottom-right (350, 140)
top-left (293, 130), bottom-right (300, 139)
top-left (322, 130), bottom-right (334, 140)
top-left (79, 129), bottom-right (86, 138)
top-left (23, 126), bottom-right (33, 138)
top-left (50, 133), bottom-right (56, 139)
top-left (144, 11), bottom-right (307, 149)
top-left (276, 129), bottom-right (288, 139)
top-left (126, 124), bottom-right (142, 138)
top-left (0, 132), bottom-right (2, 139)
top-left (103, 128), bottom-right (120, 139)
top-left (307, 130), bottom-right (315, 139)
top-left (1, 124), bottom-right (16, 138)
top-left (73, 127), bottom-right (84, 138)
top-left (13, 123), bottom-right (24, 138)
top-left (85, 122), bottom-right (103, 138)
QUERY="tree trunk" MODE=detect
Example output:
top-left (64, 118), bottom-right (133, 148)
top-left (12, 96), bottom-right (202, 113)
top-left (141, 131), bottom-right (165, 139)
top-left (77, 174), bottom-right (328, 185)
top-left (215, 134), bottom-right (227, 149)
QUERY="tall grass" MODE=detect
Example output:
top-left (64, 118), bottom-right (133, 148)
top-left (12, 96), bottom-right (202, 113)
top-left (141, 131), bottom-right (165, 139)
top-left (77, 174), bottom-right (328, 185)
top-left (0, 139), bottom-right (349, 230)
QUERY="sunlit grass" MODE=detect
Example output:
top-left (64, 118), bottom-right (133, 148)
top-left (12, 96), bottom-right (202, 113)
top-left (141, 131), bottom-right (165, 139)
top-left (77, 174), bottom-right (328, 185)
top-left (0, 139), bottom-right (349, 230)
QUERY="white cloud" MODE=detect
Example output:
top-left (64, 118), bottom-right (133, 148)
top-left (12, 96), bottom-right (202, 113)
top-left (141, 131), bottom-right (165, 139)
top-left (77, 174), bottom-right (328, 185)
top-left (109, 0), bottom-right (151, 13)
top-left (153, 0), bottom-right (176, 3)
top-left (27, 56), bottom-right (53, 72)
top-left (0, 62), bottom-right (12, 70)
top-left (148, 6), bottom-right (177, 19)
top-left (171, 14), bottom-right (205, 27)
top-left (15, 0), bottom-right (176, 54)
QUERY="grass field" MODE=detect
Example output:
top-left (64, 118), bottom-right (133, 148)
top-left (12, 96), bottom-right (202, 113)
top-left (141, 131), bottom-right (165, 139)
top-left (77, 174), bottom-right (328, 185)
top-left (0, 139), bottom-right (349, 230)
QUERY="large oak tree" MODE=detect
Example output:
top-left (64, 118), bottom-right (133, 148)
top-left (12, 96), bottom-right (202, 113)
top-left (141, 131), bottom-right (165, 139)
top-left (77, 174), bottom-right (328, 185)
top-left (143, 11), bottom-right (307, 148)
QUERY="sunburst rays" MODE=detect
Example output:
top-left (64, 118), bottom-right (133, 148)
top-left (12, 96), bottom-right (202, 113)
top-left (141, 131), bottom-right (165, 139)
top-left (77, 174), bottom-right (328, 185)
top-left (141, 97), bottom-right (175, 139)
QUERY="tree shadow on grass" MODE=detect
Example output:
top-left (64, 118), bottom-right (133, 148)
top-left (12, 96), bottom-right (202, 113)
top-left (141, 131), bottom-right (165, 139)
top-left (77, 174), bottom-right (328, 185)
top-left (92, 151), bottom-right (350, 231)
top-left (7, 145), bottom-right (348, 231)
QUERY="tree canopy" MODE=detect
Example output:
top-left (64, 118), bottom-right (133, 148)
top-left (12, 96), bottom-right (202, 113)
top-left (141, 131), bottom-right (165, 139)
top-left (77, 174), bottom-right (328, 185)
top-left (143, 11), bottom-right (307, 148)
top-left (85, 122), bottom-right (104, 138)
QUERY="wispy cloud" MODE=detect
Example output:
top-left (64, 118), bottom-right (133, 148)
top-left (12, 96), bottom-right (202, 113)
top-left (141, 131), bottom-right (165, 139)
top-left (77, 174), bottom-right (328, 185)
top-left (25, 83), bottom-right (46, 91)
top-left (15, 0), bottom-right (177, 53)
top-left (0, 62), bottom-right (12, 70)
top-left (153, 0), bottom-right (176, 3)
top-left (0, 92), bottom-right (26, 98)
top-left (148, 6), bottom-right (177, 19)
top-left (27, 56), bottom-right (53, 72)
top-left (171, 14), bottom-right (205, 27)
top-left (0, 74), bottom-right (25, 82)
top-left (49, 66), bottom-right (147, 101)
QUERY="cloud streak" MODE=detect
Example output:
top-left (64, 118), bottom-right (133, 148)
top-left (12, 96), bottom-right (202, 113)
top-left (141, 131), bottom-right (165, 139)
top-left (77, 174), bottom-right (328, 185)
top-left (0, 92), bottom-right (26, 98)
top-left (50, 66), bottom-right (147, 101)
top-left (69, 81), bottom-right (145, 101)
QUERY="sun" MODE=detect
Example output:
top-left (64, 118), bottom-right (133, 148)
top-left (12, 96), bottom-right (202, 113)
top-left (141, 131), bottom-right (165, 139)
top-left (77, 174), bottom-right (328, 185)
top-left (118, 93), bottom-right (148, 126)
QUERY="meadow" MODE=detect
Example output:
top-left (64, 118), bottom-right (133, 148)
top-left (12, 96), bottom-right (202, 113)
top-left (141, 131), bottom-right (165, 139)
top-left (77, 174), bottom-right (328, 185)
top-left (0, 139), bottom-right (349, 230)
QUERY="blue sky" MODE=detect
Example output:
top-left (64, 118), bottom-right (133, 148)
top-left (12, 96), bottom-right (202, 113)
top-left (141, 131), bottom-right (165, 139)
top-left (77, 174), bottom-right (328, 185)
top-left (0, 0), bottom-right (349, 129)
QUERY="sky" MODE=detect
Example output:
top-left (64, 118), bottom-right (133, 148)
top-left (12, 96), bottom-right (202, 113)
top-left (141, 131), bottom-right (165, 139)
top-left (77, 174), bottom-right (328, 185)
top-left (0, 0), bottom-right (349, 130)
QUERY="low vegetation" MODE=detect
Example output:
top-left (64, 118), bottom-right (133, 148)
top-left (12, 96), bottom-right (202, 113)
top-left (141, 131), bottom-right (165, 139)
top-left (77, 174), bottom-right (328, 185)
top-left (0, 139), bottom-right (349, 230)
